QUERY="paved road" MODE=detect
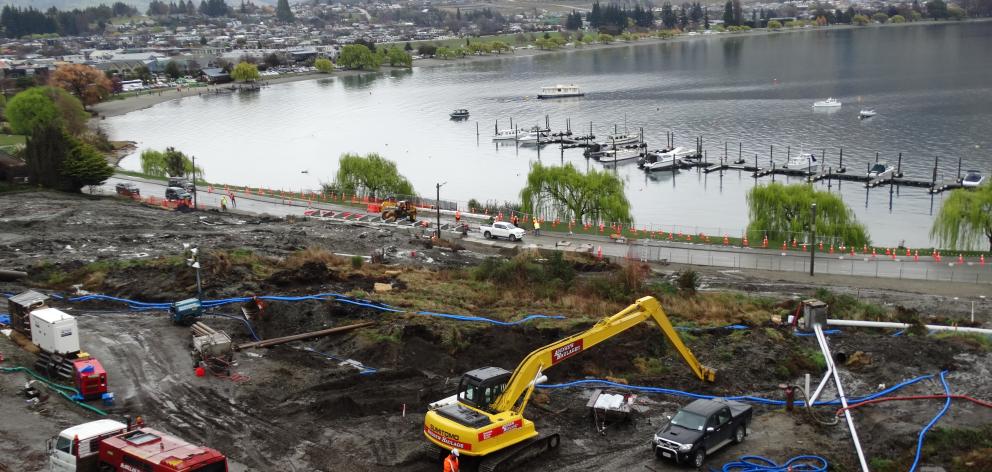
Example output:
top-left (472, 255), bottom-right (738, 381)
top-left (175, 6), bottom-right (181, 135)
top-left (101, 175), bottom-right (992, 285)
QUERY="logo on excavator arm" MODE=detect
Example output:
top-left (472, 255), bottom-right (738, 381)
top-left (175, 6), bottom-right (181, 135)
top-left (425, 425), bottom-right (471, 450)
top-left (552, 340), bottom-right (583, 364)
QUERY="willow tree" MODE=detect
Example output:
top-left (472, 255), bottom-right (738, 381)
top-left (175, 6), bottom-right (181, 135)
top-left (329, 153), bottom-right (414, 199)
top-left (520, 163), bottom-right (632, 224)
top-left (231, 62), bottom-right (259, 83)
top-left (746, 183), bottom-right (870, 246)
top-left (930, 185), bottom-right (992, 251)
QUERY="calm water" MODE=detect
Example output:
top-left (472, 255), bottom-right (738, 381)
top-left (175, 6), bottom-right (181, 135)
top-left (108, 21), bottom-right (992, 247)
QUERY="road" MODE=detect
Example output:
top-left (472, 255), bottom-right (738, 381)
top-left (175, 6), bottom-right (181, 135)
top-left (102, 175), bottom-right (992, 286)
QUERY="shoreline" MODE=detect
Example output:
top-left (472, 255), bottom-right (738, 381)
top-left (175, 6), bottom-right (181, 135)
top-left (91, 19), bottom-right (985, 119)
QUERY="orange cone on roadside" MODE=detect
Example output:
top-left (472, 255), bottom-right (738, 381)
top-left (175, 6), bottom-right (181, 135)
top-left (597, 246), bottom-right (603, 260)
top-left (981, 254), bottom-right (986, 266)
top-left (782, 241), bottom-right (788, 250)
top-left (819, 241), bottom-right (824, 251)
top-left (723, 235), bottom-right (730, 245)
top-left (668, 232), bottom-right (674, 241)
top-left (863, 244), bottom-right (868, 254)
top-left (906, 248), bottom-right (911, 257)
top-left (914, 250), bottom-right (919, 262)
top-left (743, 236), bottom-right (749, 247)
top-left (792, 239), bottom-right (797, 248)
top-left (871, 248), bottom-right (877, 258)
top-left (829, 244), bottom-right (834, 254)
top-left (958, 254), bottom-right (964, 264)
top-left (762, 235), bottom-right (768, 248)
top-left (802, 243), bottom-right (807, 252)
top-left (850, 247), bottom-right (856, 256)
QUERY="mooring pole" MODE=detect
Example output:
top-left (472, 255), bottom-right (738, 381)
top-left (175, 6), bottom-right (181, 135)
top-left (770, 145), bottom-right (774, 166)
top-left (839, 147), bottom-right (844, 172)
top-left (897, 152), bottom-right (903, 177)
top-left (957, 155), bottom-right (962, 181)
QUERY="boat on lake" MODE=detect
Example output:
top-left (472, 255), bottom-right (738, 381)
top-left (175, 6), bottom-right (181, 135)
top-left (867, 162), bottom-right (895, 180)
top-left (537, 84), bottom-right (584, 99)
top-left (450, 109), bottom-right (470, 119)
top-left (598, 132), bottom-right (640, 148)
top-left (813, 98), bottom-right (842, 108)
top-left (643, 147), bottom-right (693, 172)
top-left (598, 148), bottom-right (646, 164)
top-left (493, 129), bottom-right (521, 141)
top-left (783, 152), bottom-right (820, 172)
top-left (859, 109), bottom-right (877, 119)
top-left (961, 170), bottom-right (985, 188)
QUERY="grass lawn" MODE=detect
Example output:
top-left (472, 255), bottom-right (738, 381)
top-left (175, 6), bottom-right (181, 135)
top-left (0, 134), bottom-right (26, 148)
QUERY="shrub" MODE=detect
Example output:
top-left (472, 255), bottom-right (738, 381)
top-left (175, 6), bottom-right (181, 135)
top-left (351, 255), bottom-right (364, 269)
top-left (676, 269), bottom-right (700, 294)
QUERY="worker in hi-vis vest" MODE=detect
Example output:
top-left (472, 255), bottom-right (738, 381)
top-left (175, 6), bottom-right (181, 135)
top-left (443, 448), bottom-right (459, 472)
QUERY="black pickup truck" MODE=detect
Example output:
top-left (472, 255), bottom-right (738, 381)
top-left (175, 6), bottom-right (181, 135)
top-left (652, 399), bottom-right (753, 468)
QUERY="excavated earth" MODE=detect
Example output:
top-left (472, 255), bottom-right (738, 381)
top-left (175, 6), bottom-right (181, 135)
top-left (1, 191), bottom-right (991, 472)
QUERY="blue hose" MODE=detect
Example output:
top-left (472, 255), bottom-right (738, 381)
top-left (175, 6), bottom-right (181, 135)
top-left (793, 329), bottom-right (841, 337)
top-left (536, 373), bottom-right (934, 407)
top-left (202, 312), bottom-right (261, 341)
top-left (57, 292), bottom-right (562, 326)
top-left (716, 455), bottom-right (828, 472)
top-left (908, 370), bottom-right (952, 472)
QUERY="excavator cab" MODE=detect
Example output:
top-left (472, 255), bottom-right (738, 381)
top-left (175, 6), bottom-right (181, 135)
top-left (457, 367), bottom-right (511, 412)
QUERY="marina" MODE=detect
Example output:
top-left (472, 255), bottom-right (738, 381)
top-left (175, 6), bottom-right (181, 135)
top-left (106, 22), bottom-right (992, 247)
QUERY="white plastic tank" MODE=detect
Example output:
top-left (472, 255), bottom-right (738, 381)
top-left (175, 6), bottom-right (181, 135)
top-left (29, 308), bottom-right (80, 354)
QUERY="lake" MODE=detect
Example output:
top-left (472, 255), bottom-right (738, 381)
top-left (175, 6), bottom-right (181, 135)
top-left (107, 21), bottom-right (992, 247)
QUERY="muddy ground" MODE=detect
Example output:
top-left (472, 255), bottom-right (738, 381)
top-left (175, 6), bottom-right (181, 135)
top-left (1, 191), bottom-right (991, 472)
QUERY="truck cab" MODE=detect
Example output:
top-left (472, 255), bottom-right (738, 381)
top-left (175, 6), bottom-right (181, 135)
top-left (48, 419), bottom-right (127, 472)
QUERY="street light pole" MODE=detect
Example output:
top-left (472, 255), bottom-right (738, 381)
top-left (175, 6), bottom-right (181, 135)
top-left (436, 182), bottom-right (447, 240)
top-left (810, 203), bottom-right (817, 276)
top-left (192, 155), bottom-right (198, 210)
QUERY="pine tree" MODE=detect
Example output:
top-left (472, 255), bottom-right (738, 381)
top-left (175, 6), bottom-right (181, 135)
top-left (276, 0), bottom-right (294, 22)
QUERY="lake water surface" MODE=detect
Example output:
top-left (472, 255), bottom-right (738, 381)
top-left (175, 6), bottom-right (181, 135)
top-left (108, 21), bottom-right (992, 247)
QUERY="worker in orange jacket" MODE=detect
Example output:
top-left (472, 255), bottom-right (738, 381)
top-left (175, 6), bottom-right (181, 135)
top-left (443, 448), bottom-right (459, 472)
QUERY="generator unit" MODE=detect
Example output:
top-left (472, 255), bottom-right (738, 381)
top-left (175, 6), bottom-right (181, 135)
top-left (29, 308), bottom-right (107, 400)
top-left (170, 298), bottom-right (203, 326)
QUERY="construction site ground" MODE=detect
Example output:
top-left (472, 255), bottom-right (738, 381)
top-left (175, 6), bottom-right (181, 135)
top-left (1, 190), bottom-right (991, 472)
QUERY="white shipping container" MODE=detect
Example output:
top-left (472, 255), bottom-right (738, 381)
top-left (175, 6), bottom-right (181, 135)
top-left (30, 308), bottom-right (80, 354)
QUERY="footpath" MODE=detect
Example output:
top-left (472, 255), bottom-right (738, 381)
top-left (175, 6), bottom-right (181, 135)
top-left (104, 174), bottom-right (992, 288)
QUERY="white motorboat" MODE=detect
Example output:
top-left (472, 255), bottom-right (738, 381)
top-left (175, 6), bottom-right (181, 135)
top-left (449, 109), bottom-right (470, 119)
top-left (783, 152), bottom-right (820, 172)
top-left (867, 162), bottom-right (895, 180)
top-left (645, 154), bottom-right (682, 172)
top-left (493, 129), bottom-right (521, 141)
top-left (961, 170), bottom-right (985, 188)
top-left (516, 131), bottom-right (550, 145)
top-left (812, 98), bottom-right (842, 108)
top-left (859, 109), bottom-right (877, 119)
top-left (598, 133), bottom-right (640, 148)
top-left (599, 148), bottom-right (645, 164)
top-left (537, 84), bottom-right (584, 99)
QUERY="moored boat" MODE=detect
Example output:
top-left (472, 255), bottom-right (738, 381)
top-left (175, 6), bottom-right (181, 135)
top-left (813, 98), bottom-right (842, 108)
top-left (537, 84), bottom-right (584, 99)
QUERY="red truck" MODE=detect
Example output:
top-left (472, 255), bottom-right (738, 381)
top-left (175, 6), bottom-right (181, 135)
top-left (49, 417), bottom-right (228, 472)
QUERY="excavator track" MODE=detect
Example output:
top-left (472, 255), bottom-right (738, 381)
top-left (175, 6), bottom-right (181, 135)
top-left (478, 431), bottom-right (561, 472)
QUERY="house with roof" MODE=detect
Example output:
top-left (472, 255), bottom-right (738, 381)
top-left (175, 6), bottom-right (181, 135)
top-left (200, 67), bottom-right (231, 84)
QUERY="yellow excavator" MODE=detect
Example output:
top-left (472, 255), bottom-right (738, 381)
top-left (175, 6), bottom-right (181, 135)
top-left (423, 296), bottom-right (716, 471)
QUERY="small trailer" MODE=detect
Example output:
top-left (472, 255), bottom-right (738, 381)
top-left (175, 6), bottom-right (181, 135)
top-left (587, 388), bottom-right (636, 434)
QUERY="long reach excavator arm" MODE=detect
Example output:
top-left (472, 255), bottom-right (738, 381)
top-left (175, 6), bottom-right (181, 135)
top-left (423, 296), bottom-right (715, 468)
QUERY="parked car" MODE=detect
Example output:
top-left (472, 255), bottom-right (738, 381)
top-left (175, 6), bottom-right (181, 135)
top-left (167, 177), bottom-right (195, 192)
top-left (652, 399), bottom-right (753, 468)
top-left (479, 221), bottom-right (526, 242)
top-left (165, 186), bottom-right (192, 201)
top-left (115, 182), bottom-right (140, 198)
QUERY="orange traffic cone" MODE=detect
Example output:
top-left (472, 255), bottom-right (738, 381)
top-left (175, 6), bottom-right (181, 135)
top-left (782, 241), bottom-right (788, 250)
top-left (850, 247), bottom-right (855, 257)
top-left (829, 244), bottom-right (834, 254)
top-left (762, 235), bottom-right (768, 248)
top-left (792, 239), bottom-right (798, 248)
top-left (871, 248), bottom-right (877, 258)
top-left (743, 236), bottom-right (749, 247)
top-left (819, 241), bottom-right (824, 251)
top-left (802, 243), bottom-right (807, 252)
top-left (668, 232), bottom-right (674, 241)
top-left (723, 235), bottom-right (730, 246)
top-left (597, 246), bottom-right (603, 260)
top-left (914, 250), bottom-right (919, 262)
top-left (981, 254), bottom-right (986, 266)
top-left (958, 254), bottom-right (964, 264)
top-left (906, 248), bottom-right (911, 257)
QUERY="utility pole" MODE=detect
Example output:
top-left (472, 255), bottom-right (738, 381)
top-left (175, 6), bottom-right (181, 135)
top-left (810, 203), bottom-right (817, 276)
top-left (192, 155), bottom-right (198, 210)
top-left (436, 182), bottom-right (447, 239)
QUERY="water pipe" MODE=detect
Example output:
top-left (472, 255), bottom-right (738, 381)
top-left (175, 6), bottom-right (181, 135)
top-left (827, 319), bottom-right (992, 335)
top-left (813, 323), bottom-right (869, 472)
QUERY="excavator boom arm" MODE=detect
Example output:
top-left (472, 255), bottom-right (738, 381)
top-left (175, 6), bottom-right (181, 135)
top-left (492, 296), bottom-right (715, 413)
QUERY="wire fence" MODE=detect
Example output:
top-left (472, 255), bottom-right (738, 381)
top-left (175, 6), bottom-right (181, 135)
top-left (620, 241), bottom-right (992, 284)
